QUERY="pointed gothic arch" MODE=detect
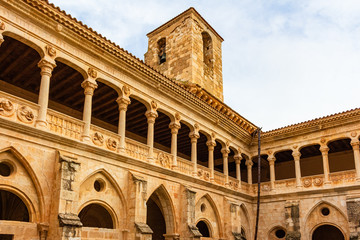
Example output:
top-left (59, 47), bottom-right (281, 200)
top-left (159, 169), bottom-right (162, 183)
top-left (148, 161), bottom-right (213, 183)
top-left (78, 168), bottom-right (127, 229)
top-left (146, 184), bottom-right (177, 236)
top-left (0, 147), bottom-right (44, 222)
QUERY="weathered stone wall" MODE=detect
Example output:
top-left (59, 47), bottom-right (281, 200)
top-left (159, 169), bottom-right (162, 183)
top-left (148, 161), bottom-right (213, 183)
top-left (145, 9), bottom-right (224, 101)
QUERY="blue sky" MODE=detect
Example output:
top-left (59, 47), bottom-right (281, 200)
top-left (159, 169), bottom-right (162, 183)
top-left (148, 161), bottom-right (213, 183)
top-left (49, 0), bottom-right (360, 131)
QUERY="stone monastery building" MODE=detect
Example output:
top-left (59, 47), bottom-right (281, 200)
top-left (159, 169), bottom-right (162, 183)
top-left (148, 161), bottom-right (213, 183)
top-left (0, 1), bottom-right (360, 240)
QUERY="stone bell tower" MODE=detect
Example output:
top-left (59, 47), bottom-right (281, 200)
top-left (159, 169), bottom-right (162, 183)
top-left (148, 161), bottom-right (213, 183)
top-left (145, 7), bottom-right (224, 101)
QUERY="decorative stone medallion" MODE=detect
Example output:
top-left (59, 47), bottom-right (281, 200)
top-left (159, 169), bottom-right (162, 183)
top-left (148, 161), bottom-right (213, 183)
top-left (45, 45), bottom-right (56, 57)
top-left (106, 138), bottom-right (118, 151)
top-left (17, 106), bottom-right (34, 123)
top-left (0, 98), bottom-right (15, 117)
top-left (92, 132), bottom-right (104, 146)
top-left (303, 178), bottom-right (312, 188)
top-left (88, 67), bottom-right (97, 79)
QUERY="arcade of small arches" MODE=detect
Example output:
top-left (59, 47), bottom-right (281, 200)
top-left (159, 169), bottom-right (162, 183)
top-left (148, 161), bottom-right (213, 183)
top-left (0, 33), bottom-right (360, 192)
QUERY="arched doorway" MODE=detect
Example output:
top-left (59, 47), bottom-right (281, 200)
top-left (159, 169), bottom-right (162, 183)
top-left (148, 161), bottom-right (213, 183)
top-left (0, 190), bottom-right (29, 222)
top-left (196, 220), bottom-right (211, 237)
top-left (78, 203), bottom-right (114, 229)
top-left (146, 197), bottom-right (166, 240)
top-left (312, 225), bottom-right (344, 240)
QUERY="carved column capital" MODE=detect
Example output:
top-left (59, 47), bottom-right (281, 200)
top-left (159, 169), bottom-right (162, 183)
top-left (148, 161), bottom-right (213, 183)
top-left (169, 122), bottom-right (181, 134)
top-left (234, 154), bottom-right (242, 164)
top-left (116, 96), bottom-right (131, 111)
top-left (221, 147), bottom-right (230, 157)
top-left (145, 110), bottom-right (158, 123)
top-left (320, 145), bottom-right (329, 155)
top-left (292, 150), bottom-right (301, 160)
top-left (38, 58), bottom-right (56, 77)
top-left (206, 140), bottom-right (216, 150)
top-left (189, 131), bottom-right (200, 142)
top-left (268, 156), bottom-right (276, 165)
top-left (81, 79), bottom-right (98, 96)
top-left (245, 159), bottom-right (253, 167)
top-left (351, 140), bottom-right (360, 149)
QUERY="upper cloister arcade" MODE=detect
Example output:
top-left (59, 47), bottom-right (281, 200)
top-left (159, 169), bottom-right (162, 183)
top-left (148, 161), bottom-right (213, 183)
top-left (0, 28), bottom-right (359, 193)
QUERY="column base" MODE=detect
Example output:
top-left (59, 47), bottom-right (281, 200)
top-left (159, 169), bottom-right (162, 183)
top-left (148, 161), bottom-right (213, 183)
top-left (210, 177), bottom-right (215, 183)
top-left (35, 120), bottom-right (48, 129)
top-left (192, 171), bottom-right (198, 177)
top-left (296, 184), bottom-right (302, 188)
top-left (118, 147), bottom-right (126, 154)
top-left (225, 182), bottom-right (230, 187)
top-left (324, 180), bottom-right (331, 186)
top-left (356, 177), bottom-right (360, 182)
top-left (147, 157), bottom-right (154, 164)
top-left (81, 135), bottom-right (91, 142)
top-left (171, 165), bottom-right (178, 171)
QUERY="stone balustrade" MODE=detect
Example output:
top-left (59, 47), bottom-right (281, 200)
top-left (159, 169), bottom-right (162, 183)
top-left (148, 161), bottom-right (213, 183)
top-left (1, 90), bottom-right (359, 196)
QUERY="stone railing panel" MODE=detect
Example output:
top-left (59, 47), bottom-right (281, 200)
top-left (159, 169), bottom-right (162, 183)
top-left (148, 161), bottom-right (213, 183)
top-left (214, 171), bottom-right (226, 186)
top-left (90, 125), bottom-right (120, 152)
top-left (197, 164), bottom-right (211, 181)
top-left (0, 91), bottom-right (39, 127)
top-left (47, 109), bottom-right (83, 140)
top-left (153, 149), bottom-right (173, 170)
top-left (125, 138), bottom-right (149, 162)
top-left (177, 157), bottom-right (193, 175)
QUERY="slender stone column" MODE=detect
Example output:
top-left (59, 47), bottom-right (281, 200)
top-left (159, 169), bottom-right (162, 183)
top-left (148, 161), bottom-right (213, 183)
top-left (35, 59), bottom-right (56, 128)
top-left (268, 155), bottom-right (276, 190)
top-left (81, 80), bottom-right (97, 141)
top-left (145, 110), bottom-right (158, 162)
top-left (292, 150), bottom-right (302, 187)
top-left (245, 159), bottom-right (253, 184)
top-left (117, 97), bottom-right (131, 152)
top-left (206, 140), bottom-right (216, 182)
top-left (0, 21), bottom-right (5, 46)
top-left (189, 131), bottom-right (200, 177)
top-left (169, 122), bottom-right (181, 169)
top-left (221, 147), bottom-right (230, 186)
top-left (351, 140), bottom-right (360, 181)
top-left (320, 145), bottom-right (331, 185)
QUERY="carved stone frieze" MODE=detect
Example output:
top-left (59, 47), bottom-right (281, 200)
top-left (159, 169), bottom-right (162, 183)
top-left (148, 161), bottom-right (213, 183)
top-left (106, 138), bottom-right (118, 151)
top-left (0, 98), bottom-right (15, 117)
top-left (197, 169), bottom-right (210, 181)
top-left (158, 152), bottom-right (171, 169)
top-left (92, 132), bottom-right (104, 146)
top-left (122, 84), bottom-right (131, 97)
top-left (45, 45), bottom-right (56, 57)
top-left (0, 20), bottom-right (5, 31)
top-left (88, 67), bottom-right (97, 79)
top-left (17, 106), bottom-right (34, 123)
top-left (151, 100), bottom-right (158, 110)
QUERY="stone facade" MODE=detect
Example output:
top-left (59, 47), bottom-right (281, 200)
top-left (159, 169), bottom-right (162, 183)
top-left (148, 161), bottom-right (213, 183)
top-left (0, 1), bottom-right (359, 240)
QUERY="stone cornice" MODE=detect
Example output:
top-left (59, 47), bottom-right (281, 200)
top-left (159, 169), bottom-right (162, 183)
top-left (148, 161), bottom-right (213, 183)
top-left (10, 0), bottom-right (256, 140)
top-left (262, 108), bottom-right (360, 141)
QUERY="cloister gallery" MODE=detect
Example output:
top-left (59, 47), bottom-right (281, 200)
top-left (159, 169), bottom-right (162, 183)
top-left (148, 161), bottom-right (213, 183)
top-left (0, 1), bottom-right (359, 240)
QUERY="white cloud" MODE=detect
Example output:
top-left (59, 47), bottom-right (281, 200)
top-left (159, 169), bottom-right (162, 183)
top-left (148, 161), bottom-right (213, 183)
top-left (49, 0), bottom-right (360, 130)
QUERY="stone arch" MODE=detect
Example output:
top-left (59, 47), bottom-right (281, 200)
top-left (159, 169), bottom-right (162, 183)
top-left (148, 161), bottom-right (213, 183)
top-left (326, 136), bottom-right (352, 145)
top-left (304, 200), bottom-right (349, 239)
top-left (78, 200), bottom-right (117, 229)
top-left (240, 203), bottom-right (251, 240)
top-left (196, 218), bottom-right (213, 237)
top-left (54, 57), bottom-right (87, 80)
top-left (146, 184), bottom-right (177, 234)
top-left (0, 147), bottom-right (44, 222)
top-left (311, 223), bottom-right (345, 240)
top-left (2, 31), bottom-right (44, 58)
top-left (195, 193), bottom-right (223, 238)
top-left (78, 168), bottom-right (127, 229)
top-left (128, 93), bottom-right (151, 110)
top-left (96, 77), bottom-right (122, 96)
